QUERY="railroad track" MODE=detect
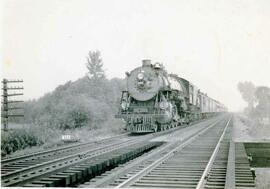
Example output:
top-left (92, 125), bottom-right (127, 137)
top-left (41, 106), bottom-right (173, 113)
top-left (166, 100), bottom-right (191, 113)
top-left (1, 133), bottom-right (129, 175)
top-left (0, 115), bottom-right (230, 187)
top-left (80, 115), bottom-right (255, 189)
top-left (0, 118), bottom-right (195, 187)
top-left (1, 116), bottom-right (208, 176)
top-left (1, 131), bottom-right (160, 187)
top-left (1, 125), bottom-right (188, 178)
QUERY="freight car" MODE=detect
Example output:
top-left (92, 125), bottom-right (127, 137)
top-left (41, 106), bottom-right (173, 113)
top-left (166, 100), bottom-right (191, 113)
top-left (116, 60), bottom-right (227, 133)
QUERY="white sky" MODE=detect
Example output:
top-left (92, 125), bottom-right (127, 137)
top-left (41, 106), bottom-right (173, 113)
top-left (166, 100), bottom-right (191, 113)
top-left (1, 0), bottom-right (270, 111)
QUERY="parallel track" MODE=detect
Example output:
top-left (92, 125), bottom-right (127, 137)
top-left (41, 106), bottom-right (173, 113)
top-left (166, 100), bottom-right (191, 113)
top-left (81, 115), bottom-right (255, 189)
top-left (2, 115), bottom-right (246, 188)
top-left (1, 134), bottom-right (129, 175)
top-left (1, 117), bottom-right (207, 187)
top-left (1, 134), bottom-right (152, 186)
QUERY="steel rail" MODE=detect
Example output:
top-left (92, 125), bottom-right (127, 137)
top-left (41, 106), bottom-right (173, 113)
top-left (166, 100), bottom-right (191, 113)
top-left (1, 114), bottom-right (220, 165)
top-left (1, 133), bottom-right (128, 164)
top-left (1, 115), bottom-right (225, 187)
top-left (196, 117), bottom-right (231, 189)
top-left (2, 120), bottom-right (194, 178)
top-left (114, 116), bottom-right (227, 188)
top-left (1, 134), bottom-right (155, 187)
top-left (87, 116), bottom-right (224, 188)
top-left (1, 133), bottom-right (149, 181)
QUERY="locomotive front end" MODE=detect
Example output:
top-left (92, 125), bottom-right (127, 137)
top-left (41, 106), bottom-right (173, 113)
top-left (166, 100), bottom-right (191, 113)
top-left (116, 60), bottom-right (176, 133)
top-left (127, 59), bottom-right (163, 101)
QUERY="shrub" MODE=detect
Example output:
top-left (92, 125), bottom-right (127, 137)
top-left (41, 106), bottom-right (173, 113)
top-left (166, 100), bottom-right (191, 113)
top-left (1, 129), bottom-right (43, 157)
top-left (22, 76), bottom-right (125, 130)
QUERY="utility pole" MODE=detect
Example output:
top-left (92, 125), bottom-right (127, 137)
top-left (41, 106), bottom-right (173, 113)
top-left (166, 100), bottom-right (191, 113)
top-left (268, 94), bottom-right (270, 125)
top-left (1, 79), bottom-right (24, 131)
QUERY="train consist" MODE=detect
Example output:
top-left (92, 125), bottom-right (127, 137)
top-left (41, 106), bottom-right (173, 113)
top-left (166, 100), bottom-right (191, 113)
top-left (116, 60), bottom-right (227, 133)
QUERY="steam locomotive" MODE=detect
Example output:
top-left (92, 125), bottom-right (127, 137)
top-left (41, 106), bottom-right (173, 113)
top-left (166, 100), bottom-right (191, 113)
top-left (116, 60), bottom-right (227, 133)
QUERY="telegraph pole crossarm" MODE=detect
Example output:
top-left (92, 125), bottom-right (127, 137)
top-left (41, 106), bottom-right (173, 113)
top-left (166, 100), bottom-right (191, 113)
top-left (2, 80), bottom-right (23, 83)
top-left (3, 107), bottom-right (23, 110)
top-left (2, 93), bottom-right (23, 97)
top-left (1, 113), bottom-right (24, 117)
top-left (1, 87), bottom-right (24, 90)
top-left (2, 100), bottom-right (24, 104)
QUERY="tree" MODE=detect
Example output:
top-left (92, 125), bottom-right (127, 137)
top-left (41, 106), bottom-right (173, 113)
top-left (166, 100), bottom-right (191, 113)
top-left (86, 50), bottom-right (105, 82)
top-left (254, 86), bottom-right (270, 118)
top-left (237, 81), bottom-right (256, 110)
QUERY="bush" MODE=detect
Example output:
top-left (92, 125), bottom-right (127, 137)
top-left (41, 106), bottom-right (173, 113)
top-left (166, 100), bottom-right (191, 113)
top-left (22, 76), bottom-right (125, 130)
top-left (1, 129), bottom-right (43, 157)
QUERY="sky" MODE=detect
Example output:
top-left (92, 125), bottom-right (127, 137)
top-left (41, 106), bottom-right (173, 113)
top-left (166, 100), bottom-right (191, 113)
top-left (1, 0), bottom-right (270, 112)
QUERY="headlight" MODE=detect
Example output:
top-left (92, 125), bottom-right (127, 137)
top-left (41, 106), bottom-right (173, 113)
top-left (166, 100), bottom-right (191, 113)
top-left (121, 101), bottom-right (129, 110)
top-left (159, 101), bottom-right (169, 109)
top-left (137, 73), bottom-right (144, 80)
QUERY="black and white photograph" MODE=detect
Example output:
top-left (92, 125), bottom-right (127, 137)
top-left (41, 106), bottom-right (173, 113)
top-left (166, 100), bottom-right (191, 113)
top-left (1, 0), bottom-right (270, 188)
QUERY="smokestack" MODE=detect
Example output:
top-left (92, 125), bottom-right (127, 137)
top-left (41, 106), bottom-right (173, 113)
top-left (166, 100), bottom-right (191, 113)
top-left (142, 59), bottom-right (151, 67)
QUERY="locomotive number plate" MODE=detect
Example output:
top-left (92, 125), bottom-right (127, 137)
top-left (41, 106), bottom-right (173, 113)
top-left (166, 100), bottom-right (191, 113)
top-left (134, 108), bottom-right (148, 113)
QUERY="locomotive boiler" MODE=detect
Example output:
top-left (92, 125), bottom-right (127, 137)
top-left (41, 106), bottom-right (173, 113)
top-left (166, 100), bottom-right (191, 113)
top-left (116, 60), bottom-right (227, 133)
